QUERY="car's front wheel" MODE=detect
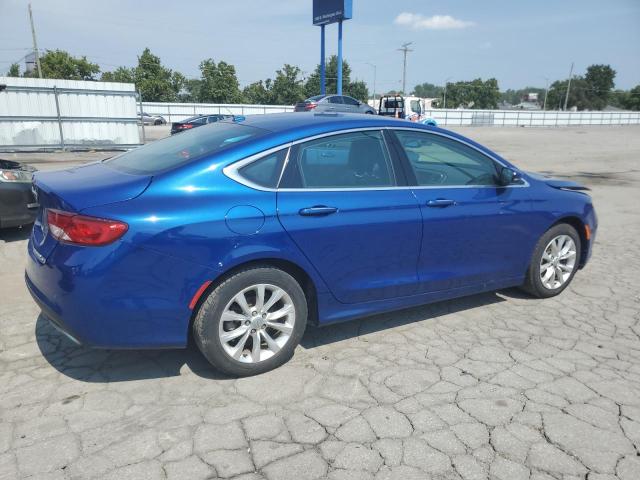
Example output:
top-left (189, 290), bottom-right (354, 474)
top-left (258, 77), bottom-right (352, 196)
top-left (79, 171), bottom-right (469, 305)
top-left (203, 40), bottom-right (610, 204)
top-left (193, 266), bottom-right (307, 376)
top-left (522, 223), bottom-right (581, 298)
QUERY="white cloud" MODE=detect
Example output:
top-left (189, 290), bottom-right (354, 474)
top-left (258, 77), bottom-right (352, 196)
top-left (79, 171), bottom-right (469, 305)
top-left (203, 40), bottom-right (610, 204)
top-left (394, 12), bottom-right (475, 30)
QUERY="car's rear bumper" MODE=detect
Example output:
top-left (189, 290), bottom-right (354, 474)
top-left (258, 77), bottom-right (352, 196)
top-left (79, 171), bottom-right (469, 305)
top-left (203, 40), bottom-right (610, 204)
top-left (25, 234), bottom-right (218, 349)
top-left (0, 182), bottom-right (37, 228)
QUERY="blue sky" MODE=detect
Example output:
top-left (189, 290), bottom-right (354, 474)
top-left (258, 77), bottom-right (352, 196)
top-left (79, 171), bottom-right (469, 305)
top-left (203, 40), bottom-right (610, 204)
top-left (1, 0), bottom-right (639, 92)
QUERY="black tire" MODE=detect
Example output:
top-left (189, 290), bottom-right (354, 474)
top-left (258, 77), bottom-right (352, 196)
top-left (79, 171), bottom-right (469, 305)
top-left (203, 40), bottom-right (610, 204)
top-left (365, 110), bottom-right (375, 114)
top-left (521, 223), bottom-right (581, 298)
top-left (193, 266), bottom-right (307, 377)
top-left (154, 119), bottom-right (162, 126)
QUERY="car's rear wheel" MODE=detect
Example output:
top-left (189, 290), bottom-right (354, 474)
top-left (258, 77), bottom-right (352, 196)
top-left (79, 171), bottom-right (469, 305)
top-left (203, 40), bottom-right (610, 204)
top-left (193, 266), bottom-right (307, 376)
top-left (522, 223), bottom-right (581, 298)
top-left (154, 119), bottom-right (162, 125)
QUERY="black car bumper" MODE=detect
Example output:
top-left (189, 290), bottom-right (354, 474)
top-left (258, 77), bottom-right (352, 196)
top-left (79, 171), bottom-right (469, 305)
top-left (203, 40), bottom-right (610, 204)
top-left (0, 181), bottom-right (37, 228)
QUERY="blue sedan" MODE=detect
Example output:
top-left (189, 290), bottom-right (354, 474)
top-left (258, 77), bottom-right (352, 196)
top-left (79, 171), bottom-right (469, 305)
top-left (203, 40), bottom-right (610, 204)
top-left (26, 113), bottom-right (597, 376)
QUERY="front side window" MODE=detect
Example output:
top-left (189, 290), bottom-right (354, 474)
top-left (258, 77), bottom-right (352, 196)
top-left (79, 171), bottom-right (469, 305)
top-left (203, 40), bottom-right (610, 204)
top-left (343, 96), bottom-right (359, 106)
top-left (394, 130), bottom-right (500, 187)
top-left (409, 100), bottom-right (422, 114)
top-left (107, 122), bottom-right (267, 175)
top-left (283, 131), bottom-right (394, 189)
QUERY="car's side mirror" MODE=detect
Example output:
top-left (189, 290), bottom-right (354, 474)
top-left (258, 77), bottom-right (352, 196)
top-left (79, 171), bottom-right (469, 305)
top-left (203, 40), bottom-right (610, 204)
top-left (498, 167), bottom-right (521, 186)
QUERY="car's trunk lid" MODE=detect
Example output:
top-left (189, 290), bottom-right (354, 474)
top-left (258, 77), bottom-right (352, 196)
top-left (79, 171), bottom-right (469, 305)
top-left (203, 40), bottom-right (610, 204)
top-left (31, 162), bottom-right (151, 259)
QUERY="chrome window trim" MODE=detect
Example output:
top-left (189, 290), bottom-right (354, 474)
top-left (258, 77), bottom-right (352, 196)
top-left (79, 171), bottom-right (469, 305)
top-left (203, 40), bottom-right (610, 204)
top-left (223, 126), bottom-right (529, 192)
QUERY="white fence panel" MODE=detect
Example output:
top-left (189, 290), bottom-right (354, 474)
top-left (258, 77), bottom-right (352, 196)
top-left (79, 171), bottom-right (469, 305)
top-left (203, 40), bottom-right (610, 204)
top-left (0, 77), bottom-right (140, 150)
top-left (141, 102), bottom-right (294, 123)
top-left (422, 109), bottom-right (640, 127)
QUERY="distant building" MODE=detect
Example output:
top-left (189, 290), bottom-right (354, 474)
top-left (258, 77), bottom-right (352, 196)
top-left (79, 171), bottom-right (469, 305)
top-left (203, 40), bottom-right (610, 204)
top-left (525, 92), bottom-right (538, 102)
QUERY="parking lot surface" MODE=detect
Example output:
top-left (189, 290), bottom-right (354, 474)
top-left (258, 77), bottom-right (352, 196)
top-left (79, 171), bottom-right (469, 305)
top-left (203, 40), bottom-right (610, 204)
top-left (1, 126), bottom-right (639, 480)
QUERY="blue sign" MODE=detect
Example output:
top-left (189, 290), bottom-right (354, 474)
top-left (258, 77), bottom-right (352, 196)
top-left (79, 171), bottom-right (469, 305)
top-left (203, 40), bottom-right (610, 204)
top-left (313, 0), bottom-right (352, 25)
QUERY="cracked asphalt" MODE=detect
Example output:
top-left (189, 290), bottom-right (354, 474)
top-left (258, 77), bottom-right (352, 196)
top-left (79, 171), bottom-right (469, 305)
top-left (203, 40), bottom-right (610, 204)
top-left (1, 126), bottom-right (639, 480)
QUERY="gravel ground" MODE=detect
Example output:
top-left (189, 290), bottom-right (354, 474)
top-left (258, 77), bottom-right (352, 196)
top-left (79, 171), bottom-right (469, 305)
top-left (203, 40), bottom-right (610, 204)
top-left (1, 125), bottom-right (639, 480)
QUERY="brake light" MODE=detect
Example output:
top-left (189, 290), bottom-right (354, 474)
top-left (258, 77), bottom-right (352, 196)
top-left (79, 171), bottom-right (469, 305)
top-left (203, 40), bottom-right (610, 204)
top-left (46, 209), bottom-right (128, 246)
top-left (305, 102), bottom-right (318, 110)
top-left (179, 124), bottom-right (194, 129)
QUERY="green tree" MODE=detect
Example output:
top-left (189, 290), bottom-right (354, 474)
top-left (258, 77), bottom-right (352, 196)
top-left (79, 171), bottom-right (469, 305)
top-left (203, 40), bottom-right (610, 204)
top-left (436, 78), bottom-right (500, 109)
top-left (7, 63), bottom-right (20, 77)
top-left (618, 85), bottom-right (640, 111)
top-left (100, 66), bottom-right (135, 84)
top-left (177, 78), bottom-right (202, 102)
top-left (198, 59), bottom-right (242, 103)
top-left (242, 79), bottom-right (272, 104)
top-left (134, 48), bottom-right (178, 101)
top-left (23, 49), bottom-right (100, 80)
top-left (584, 64), bottom-right (616, 110)
top-left (270, 64), bottom-right (305, 105)
top-left (546, 78), bottom-right (591, 110)
top-left (304, 56), bottom-right (369, 102)
top-left (345, 79), bottom-right (369, 103)
top-left (413, 82), bottom-right (443, 98)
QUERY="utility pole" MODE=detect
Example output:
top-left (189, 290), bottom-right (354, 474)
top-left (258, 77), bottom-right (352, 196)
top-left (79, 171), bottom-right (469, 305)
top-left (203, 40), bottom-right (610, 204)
top-left (398, 42), bottom-right (413, 95)
top-left (366, 62), bottom-right (377, 103)
top-left (443, 77), bottom-right (452, 109)
top-left (543, 77), bottom-right (549, 111)
top-left (28, 3), bottom-right (43, 78)
top-left (563, 62), bottom-right (574, 111)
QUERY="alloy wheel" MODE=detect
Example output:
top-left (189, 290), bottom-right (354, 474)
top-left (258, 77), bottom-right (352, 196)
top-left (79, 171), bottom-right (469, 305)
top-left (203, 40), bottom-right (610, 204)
top-left (218, 284), bottom-right (295, 363)
top-left (539, 234), bottom-right (577, 290)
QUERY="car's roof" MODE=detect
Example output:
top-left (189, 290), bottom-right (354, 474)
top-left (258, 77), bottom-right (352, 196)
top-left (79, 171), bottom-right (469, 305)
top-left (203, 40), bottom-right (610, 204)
top-left (227, 112), bottom-right (409, 132)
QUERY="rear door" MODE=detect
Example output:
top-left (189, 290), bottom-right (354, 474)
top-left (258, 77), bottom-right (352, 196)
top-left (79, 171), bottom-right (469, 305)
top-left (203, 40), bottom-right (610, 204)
top-left (342, 96), bottom-right (360, 113)
top-left (390, 129), bottom-right (533, 292)
top-left (325, 95), bottom-right (347, 113)
top-left (277, 129), bottom-right (422, 303)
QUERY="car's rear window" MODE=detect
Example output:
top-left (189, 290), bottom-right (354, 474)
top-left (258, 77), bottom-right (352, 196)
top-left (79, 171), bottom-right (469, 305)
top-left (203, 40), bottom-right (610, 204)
top-left (107, 122), bottom-right (268, 175)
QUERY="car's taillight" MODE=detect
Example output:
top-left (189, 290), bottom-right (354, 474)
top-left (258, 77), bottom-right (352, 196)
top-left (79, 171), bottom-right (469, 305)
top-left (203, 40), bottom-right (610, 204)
top-left (305, 102), bottom-right (318, 110)
top-left (46, 209), bottom-right (128, 246)
top-left (179, 124), bottom-right (194, 129)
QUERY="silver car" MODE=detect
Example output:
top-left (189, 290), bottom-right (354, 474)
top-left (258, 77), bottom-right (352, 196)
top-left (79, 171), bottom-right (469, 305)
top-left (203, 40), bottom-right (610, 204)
top-left (138, 112), bottom-right (167, 125)
top-left (294, 95), bottom-right (376, 114)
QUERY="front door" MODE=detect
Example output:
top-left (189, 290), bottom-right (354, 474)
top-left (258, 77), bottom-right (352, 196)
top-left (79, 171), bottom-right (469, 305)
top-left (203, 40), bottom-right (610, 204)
top-left (391, 129), bottom-right (533, 292)
top-left (277, 130), bottom-right (422, 303)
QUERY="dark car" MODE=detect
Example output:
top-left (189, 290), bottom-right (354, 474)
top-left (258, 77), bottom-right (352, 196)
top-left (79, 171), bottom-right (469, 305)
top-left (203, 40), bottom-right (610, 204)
top-left (27, 113), bottom-right (597, 376)
top-left (295, 95), bottom-right (376, 114)
top-left (0, 159), bottom-right (38, 228)
top-left (170, 114), bottom-right (234, 135)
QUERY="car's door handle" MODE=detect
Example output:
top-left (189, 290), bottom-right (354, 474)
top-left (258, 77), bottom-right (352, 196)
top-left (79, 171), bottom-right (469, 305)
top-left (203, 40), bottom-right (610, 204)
top-left (299, 206), bottom-right (338, 216)
top-left (426, 199), bottom-right (456, 207)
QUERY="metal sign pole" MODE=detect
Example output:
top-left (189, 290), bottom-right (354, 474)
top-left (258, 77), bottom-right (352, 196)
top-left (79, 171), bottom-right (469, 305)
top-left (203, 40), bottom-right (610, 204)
top-left (337, 20), bottom-right (343, 95)
top-left (320, 24), bottom-right (326, 95)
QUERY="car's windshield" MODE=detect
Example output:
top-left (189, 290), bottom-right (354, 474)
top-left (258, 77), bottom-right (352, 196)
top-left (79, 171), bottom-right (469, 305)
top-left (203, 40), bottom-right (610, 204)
top-left (107, 122), bottom-right (268, 175)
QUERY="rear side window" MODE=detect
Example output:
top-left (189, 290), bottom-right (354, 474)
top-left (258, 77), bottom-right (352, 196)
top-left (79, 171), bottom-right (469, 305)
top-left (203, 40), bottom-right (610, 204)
top-left (394, 130), bottom-right (500, 186)
top-left (328, 96), bottom-right (344, 104)
top-left (238, 149), bottom-right (287, 188)
top-left (107, 122), bottom-right (267, 175)
top-left (282, 131), bottom-right (395, 189)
